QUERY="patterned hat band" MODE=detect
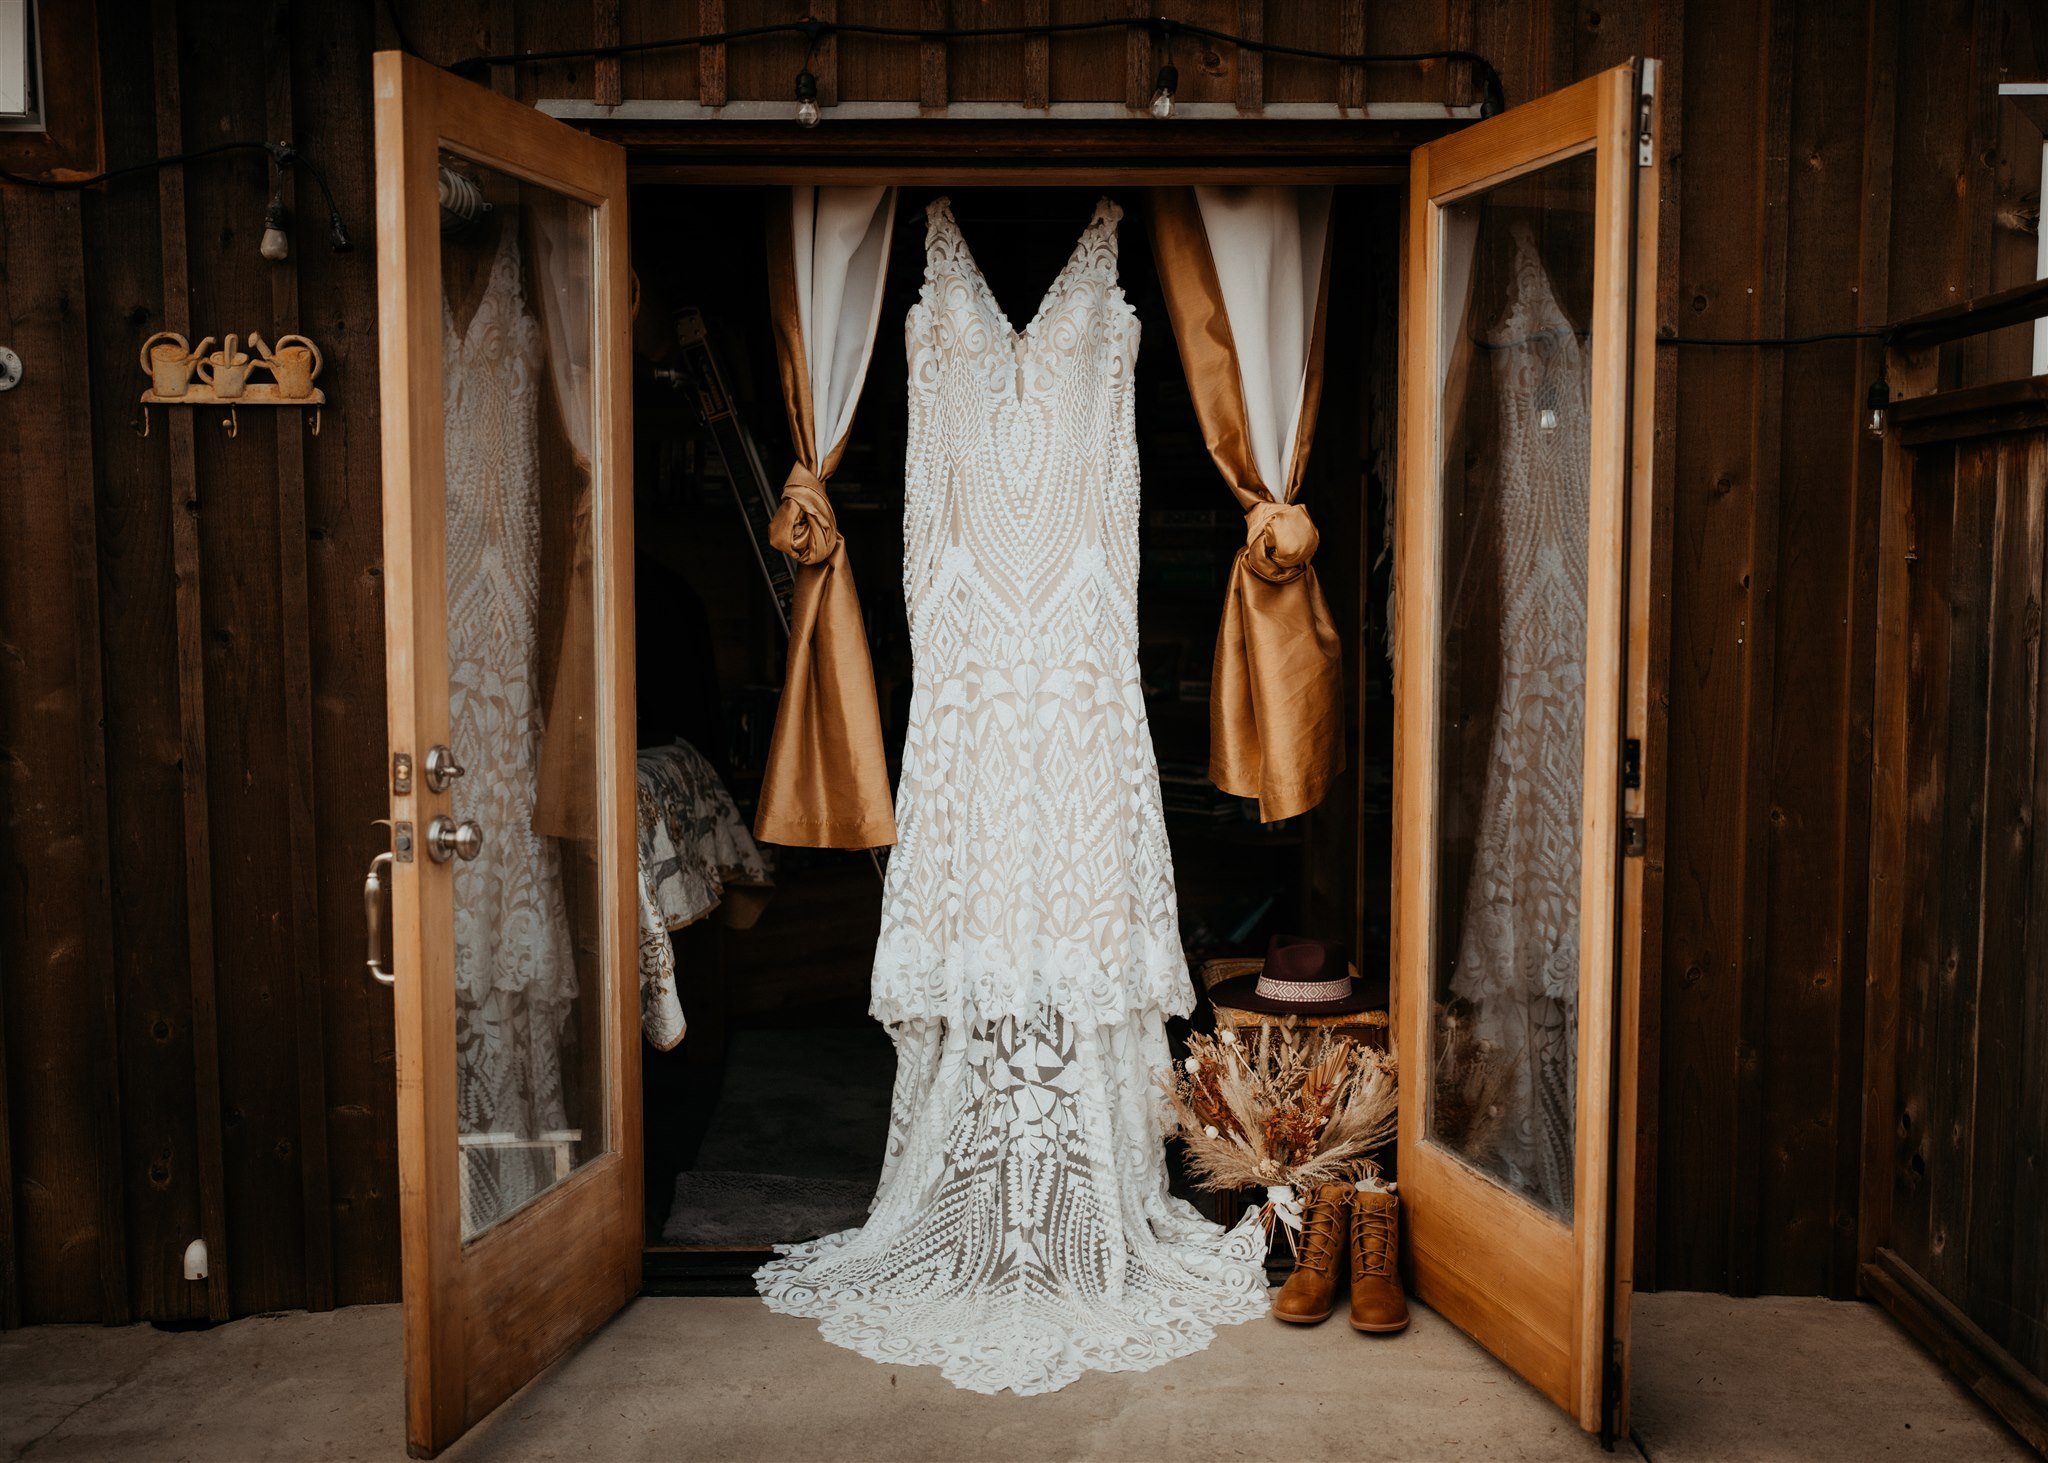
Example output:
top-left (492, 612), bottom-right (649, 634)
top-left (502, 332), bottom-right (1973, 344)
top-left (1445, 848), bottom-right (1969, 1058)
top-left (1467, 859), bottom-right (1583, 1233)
top-left (1253, 973), bottom-right (1353, 1004)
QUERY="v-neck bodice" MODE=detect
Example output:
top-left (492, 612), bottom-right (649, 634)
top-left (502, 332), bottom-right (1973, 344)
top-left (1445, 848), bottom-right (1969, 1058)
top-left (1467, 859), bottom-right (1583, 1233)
top-left (926, 195), bottom-right (1123, 341)
top-left (902, 195), bottom-right (1140, 620)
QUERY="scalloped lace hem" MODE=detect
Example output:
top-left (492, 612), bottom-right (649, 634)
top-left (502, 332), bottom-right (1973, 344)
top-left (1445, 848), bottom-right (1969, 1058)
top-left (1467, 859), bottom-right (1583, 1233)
top-left (754, 1005), bottom-right (1268, 1395)
top-left (758, 1209), bottom-right (1269, 1396)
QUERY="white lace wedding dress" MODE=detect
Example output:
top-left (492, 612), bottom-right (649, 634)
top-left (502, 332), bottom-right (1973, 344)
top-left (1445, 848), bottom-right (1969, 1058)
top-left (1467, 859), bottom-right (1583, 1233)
top-left (1449, 227), bottom-right (1590, 1215)
top-left (442, 225), bottom-right (578, 1237)
top-left (757, 197), bottom-right (1267, 1394)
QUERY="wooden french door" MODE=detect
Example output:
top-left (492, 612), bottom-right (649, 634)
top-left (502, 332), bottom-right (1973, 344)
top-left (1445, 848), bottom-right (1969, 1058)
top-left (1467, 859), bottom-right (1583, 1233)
top-left (1394, 59), bottom-right (1661, 1436)
top-left (371, 52), bottom-right (639, 1458)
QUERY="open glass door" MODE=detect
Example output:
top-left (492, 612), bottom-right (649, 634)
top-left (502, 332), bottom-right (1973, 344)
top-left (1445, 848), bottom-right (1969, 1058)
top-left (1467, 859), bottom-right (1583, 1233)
top-left (1395, 58), bottom-right (1660, 1435)
top-left (371, 52), bottom-right (638, 1458)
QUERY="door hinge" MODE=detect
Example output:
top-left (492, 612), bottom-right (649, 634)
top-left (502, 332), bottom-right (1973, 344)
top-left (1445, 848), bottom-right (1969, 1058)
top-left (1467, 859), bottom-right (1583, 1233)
top-left (1636, 60), bottom-right (1658, 167)
top-left (1623, 815), bottom-right (1648, 858)
top-left (1621, 738), bottom-right (1641, 791)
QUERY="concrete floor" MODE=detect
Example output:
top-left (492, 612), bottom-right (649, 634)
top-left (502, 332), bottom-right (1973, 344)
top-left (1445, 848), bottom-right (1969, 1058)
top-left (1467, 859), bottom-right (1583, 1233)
top-left (0, 1292), bottom-right (2028, 1462)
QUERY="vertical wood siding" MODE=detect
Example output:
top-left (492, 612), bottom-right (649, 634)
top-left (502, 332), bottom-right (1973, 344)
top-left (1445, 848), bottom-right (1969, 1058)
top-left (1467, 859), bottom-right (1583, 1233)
top-left (0, 0), bottom-right (2038, 1320)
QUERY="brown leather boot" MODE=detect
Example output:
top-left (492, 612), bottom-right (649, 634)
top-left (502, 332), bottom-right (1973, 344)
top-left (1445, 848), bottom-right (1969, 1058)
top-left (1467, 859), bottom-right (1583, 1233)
top-left (1349, 1184), bottom-right (1410, 1333)
top-left (1271, 1182), bottom-right (1352, 1325)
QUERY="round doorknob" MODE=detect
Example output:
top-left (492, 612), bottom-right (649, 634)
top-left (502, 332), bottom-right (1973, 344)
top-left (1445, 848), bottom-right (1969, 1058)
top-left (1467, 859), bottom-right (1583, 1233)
top-left (426, 815), bottom-right (484, 863)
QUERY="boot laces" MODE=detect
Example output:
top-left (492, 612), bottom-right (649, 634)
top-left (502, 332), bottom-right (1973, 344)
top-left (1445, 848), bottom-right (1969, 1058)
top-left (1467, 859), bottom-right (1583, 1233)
top-left (1353, 1198), bottom-right (1396, 1279)
top-left (1295, 1198), bottom-right (1346, 1274)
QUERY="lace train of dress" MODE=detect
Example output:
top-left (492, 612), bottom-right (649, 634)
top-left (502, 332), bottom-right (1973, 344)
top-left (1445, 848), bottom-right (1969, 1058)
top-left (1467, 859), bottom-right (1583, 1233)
top-left (757, 198), bottom-right (1267, 1394)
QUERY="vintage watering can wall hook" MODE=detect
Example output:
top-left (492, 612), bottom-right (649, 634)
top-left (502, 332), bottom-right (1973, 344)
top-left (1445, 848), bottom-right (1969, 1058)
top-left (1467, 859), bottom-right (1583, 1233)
top-left (138, 325), bottom-right (326, 437)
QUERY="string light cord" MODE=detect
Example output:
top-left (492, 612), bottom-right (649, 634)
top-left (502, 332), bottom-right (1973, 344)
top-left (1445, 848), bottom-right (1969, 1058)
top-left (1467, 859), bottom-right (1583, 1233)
top-left (1658, 328), bottom-right (1885, 347)
top-left (447, 16), bottom-right (1507, 116)
top-left (0, 140), bottom-right (352, 252)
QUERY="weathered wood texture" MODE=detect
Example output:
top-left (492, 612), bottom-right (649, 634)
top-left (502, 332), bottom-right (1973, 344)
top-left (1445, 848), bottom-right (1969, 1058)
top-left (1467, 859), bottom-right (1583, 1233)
top-left (0, 0), bottom-right (2040, 1321)
top-left (1864, 379), bottom-right (2048, 1420)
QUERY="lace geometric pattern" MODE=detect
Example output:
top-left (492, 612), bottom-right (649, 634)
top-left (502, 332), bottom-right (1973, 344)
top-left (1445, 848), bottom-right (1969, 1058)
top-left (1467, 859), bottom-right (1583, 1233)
top-left (758, 198), bottom-right (1267, 1393)
top-left (442, 226), bottom-right (579, 1236)
top-left (1448, 225), bottom-right (1590, 1216)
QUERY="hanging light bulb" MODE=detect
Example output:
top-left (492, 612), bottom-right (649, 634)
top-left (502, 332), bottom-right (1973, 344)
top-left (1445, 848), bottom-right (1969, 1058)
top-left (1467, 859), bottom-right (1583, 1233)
top-left (795, 68), bottom-right (820, 128)
top-left (259, 199), bottom-right (290, 262)
top-left (1865, 374), bottom-right (1890, 438)
top-left (1150, 62), bottom-right (1179, 120)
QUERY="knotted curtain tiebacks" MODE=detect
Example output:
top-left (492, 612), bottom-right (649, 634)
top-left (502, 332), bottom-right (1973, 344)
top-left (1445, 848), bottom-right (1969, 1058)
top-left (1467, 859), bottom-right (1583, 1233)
top-left (752, 460), bottom-right (897, 849)
top-left (769, 465), bottom-right (839, 564)
top-left (1241, 497), bottom-right (1318, 582)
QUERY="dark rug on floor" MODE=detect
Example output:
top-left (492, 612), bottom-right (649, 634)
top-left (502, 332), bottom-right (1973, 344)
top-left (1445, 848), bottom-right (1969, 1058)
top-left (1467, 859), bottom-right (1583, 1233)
top-left (663, 1024), bottom-right (895, 1247)
top-left (661, 1170), bottom-right (875, 1246)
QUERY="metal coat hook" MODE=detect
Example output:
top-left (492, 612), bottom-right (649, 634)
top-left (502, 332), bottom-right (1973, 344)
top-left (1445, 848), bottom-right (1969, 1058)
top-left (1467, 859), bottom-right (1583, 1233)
top-left (137, 406), bottom-right (151, 438)
top-left (221, 406), bottom-right (238, 437)
top-left (308, 407), bottom-right (321, 436)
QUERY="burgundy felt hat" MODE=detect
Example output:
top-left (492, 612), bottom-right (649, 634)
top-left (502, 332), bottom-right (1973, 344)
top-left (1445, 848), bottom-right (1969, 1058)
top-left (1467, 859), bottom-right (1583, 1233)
top-left (1206, 934), bottom-right (1389, 1017)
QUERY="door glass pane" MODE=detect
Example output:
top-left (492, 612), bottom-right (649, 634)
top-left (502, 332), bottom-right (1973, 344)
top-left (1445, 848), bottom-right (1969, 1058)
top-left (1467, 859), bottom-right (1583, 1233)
top-left (1427, 152), bottom-right (1597, 1221)
top-left (438, 151), bottom-right (605, 1240)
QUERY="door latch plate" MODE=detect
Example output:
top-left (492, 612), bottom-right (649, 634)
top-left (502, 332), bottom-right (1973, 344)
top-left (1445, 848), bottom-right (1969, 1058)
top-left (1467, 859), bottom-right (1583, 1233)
top-left (393, 752), bottom-right (413, 795)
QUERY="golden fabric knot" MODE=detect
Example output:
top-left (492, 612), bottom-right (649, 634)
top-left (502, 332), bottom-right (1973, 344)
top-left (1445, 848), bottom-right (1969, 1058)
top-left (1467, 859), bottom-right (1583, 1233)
top-left (1242, 498), bottom-right (1319, 584)
top-left (769, 467), bottom-right (840, 565)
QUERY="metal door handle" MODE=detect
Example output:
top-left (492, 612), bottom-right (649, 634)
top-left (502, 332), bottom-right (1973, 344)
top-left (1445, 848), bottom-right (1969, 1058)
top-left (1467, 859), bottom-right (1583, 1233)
top-left (426, 815), bottom-right (484, 863)
top-left (364, 851), bottom-right (395, 986)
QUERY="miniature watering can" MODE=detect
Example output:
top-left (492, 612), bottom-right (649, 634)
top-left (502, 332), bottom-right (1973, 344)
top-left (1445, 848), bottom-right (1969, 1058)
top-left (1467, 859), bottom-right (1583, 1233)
top-left (197, 334), bottom-right (254, 398)
top-left (139, 331), bottom-right (215, 398)
top-left (251, 331), bottom-right (323, 399)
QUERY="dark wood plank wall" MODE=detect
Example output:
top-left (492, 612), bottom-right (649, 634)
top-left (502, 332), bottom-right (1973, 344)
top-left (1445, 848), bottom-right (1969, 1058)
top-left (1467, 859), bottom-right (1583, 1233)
top-left (1866, 385), bottom-right (2048, 1409)
top-left (0, 0), bottom-right (2041, 1322)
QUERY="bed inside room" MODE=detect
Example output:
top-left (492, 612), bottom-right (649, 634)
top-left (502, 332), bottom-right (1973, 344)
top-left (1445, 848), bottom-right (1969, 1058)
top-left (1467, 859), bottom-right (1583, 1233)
top-left (611, 183), bottom-right (1402, 1267)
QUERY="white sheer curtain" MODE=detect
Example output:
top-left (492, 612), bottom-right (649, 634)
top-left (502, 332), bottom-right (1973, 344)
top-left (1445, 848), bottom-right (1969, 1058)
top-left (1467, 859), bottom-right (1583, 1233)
top-left (792, 186), bottom-right (894, 461)
top-left (530, 206), bottom-right (593, 467)
top-left (1192, 185), bottom-right (1333, 493)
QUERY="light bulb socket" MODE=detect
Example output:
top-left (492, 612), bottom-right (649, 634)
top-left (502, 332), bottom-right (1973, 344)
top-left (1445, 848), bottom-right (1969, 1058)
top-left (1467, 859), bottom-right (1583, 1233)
top-left (795, 68), bottom-right (818, 103)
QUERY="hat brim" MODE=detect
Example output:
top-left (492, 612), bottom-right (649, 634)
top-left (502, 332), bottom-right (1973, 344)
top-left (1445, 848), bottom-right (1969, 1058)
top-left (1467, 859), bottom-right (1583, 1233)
top-left (1207, 968), bottom-right (1389, 1018)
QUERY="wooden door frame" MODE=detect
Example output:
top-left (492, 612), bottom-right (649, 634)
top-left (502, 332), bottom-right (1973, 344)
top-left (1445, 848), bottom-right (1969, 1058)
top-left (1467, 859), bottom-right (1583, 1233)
top-left (374, 50), bottom-right (641, 1458)
top-left (565, 71), bottom-right (1663, 1343)
top-left (1392, 60), bottom-right (1650, 1432)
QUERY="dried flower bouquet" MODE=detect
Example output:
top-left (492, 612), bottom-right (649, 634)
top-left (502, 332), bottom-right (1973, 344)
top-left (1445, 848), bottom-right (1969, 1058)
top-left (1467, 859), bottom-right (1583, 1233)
top-left (1163, 1023), bottom-right (1400, 1211)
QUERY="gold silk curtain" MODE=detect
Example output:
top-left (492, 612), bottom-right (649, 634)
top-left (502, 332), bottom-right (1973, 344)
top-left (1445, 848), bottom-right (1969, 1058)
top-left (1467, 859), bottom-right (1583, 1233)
top-left (1149, 186), bottom-right (1343, 821)
top-left (753, 186), bottom-right (899, 849)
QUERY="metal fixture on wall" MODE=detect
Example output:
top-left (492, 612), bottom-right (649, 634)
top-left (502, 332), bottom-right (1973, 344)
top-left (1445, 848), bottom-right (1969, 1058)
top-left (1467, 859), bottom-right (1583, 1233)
top-left (137, 328), bottom-right (324, 437)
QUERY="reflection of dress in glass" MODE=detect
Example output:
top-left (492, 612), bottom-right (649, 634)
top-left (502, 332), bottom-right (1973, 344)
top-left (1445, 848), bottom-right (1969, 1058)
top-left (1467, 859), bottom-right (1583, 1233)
top-left (757, 198), bottom-right (1266, 1396)
top-left (1450, 227), bottom-right (1589, 1215)
top-left (442, 226), bottom-right (578, 1235)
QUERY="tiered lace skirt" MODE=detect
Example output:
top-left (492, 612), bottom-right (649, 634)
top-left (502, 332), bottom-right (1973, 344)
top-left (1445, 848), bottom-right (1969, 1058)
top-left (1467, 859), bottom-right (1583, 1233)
top-left (756, 562), bottom-right (1268, 1395)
